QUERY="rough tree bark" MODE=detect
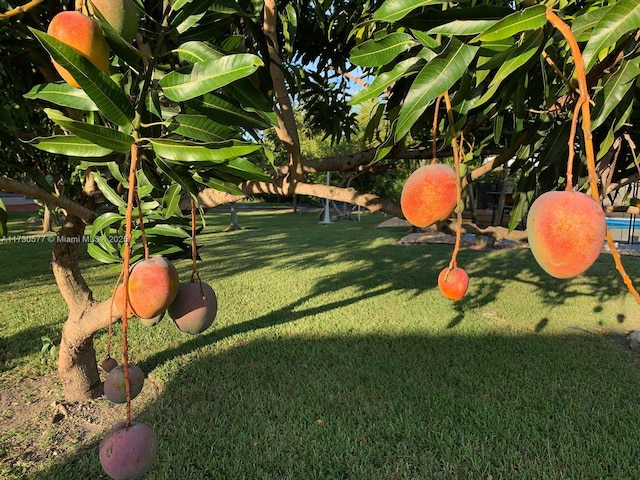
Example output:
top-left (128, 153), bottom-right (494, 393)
top-left (52, 213), bottom-right (121, 401)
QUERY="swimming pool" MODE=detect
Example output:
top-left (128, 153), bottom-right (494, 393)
top-left (606, 217), bottom-right (638, 229)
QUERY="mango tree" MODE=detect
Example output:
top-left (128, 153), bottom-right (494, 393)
top-left (0, 0), bottom-right (639, 405)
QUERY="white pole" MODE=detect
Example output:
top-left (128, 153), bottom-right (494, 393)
top-left (320, 171), bottom-right (332, 224)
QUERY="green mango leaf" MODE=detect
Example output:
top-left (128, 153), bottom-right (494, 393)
top-left (107, 161), bottom-right (127, 184)
top-left (156, 159), bottom-right (201, 196)
top-left (168, 0), bottom-right (211, 31)
top-left (225, 79), bottom-right (278, 127)
top-left (411, 30), bottom-right (440, 49)
top-left (163, 184), bottom-right (183, 219)
top-left (44, 109), bottom-right (134, 153)
top-left (144, 224), bottom-right (191, 238)
top-left (187, 93), bottom-right (271, 130)
top-left (209, 0), bottom-right (246, 15)
top-left (374, 0), bottom-right (447, 22)
top-left (473, 5), bottom-right (546, 43)
top-left (29, 29), bottom-right (135, 127)
top-left (193, 173), bottom-right (246, 196)
top-left (93, 172), bottom-right (127, 208)
top-left (582, 0), bottom-right (640, 71)
top-left (396, 38), bottom-right (479, 141)
top-left (174, 41), bottom-right (223, 63)
top-left (87, 242), bottom-right (120, 263)
top-left (150, 138), bottom-right (262, 162)
top-left (24, 83), bottom-right (99, 111)
top-left (159, 54), bottom-right (264, 102)
top-left (571, 6), bottom-right (613, 42)
top-left (428, 19), bottom-right (499, 36)
top-left (350, 57), bottom-right (425, 105)
top-left (214, 158), bottom-right (272, 182)
top-left (350, 32), bottom-right (419, 68)
top-left (91, 212), bottom-right (125, 236)
top-left (591, 56), bottom-right (640, 130)
top-left (169, 114), bottom-right (240, 142)
top-left (475, 29), bottom-right (544, 107)
top-left (27, 135), bottom-right (113, 157)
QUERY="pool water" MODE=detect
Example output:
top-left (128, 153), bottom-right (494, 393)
top-left (606, 217), bottom-right (638, 229)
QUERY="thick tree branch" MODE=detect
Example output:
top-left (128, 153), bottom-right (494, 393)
top-left (0, 176), bottom-right (97, 223)
top-left (197, 180), bottom-right (403, 218)
top-left (461, 129), bottom-right (534, 189)
top-left (264, 0), bottom-right (304, 193)
top-left (0, 0), bottom-right (45, 20)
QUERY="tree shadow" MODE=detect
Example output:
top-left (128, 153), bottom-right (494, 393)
top-left (36, 332), bottom-right (640, 479)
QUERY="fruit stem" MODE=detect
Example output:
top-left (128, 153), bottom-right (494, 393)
top-left (134, 189), bottom-right (150, 260)
top-left (121, 144), bottom-right (140, 427)
top-left (190, 196), bottom-right (200, 283)
top-left (431, 94), bottom-right (444, 165)
top-left (546, 9), bottom-right (640, 303)
top-left (107, 268), bottom-right (124, 358)
top-left (443, 91), bottom-right (462, 269)
top-left (564, 98), bottom-right (583, 191)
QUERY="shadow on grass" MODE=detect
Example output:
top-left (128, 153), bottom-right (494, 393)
top-left (36, 332), bottom-right (640, 479)
top-left (2, 211), bottom-right (639, 372)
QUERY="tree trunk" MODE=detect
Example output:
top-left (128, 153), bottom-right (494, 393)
top-left (58, 323), bottom-right (102, 401)
top-left (42, 204), bottom-right (53, 233)
top-left (224, 203), bottom-right (242, 231)
top-left (52, 213), bottom-right (119, 401)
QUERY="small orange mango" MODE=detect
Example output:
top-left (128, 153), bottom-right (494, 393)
top-left (47, 11), bottom-right (110, 88)
top-left (400, 164), bottom-right (458, 228)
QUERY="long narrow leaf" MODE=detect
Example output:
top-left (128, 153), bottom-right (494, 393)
top-left (24, 83), bottom-right (99, 111)
top-left (91, 212), bottom-right (125, 236)
top-left (214, 158), bottom-right (272, 182)
top-left (473, 5), bottom-right (546, 43)
top-left (226, 79), bottom-right (278, 127)
top-left (44, 109), bottom-right (134, 153)
top-left (174, 41), bottom-right (223, 63)
top-left (581, 0), bottom-right (640, 71)
top-left (571, 7), bottom-right (612, 42)
top-left (350, 57), bottom-right (424, 105)
top-left (475, 29), bottom-right (544, 107)
top-left (396, 38), bottom-right (478, 141)
top-left (169, 114), bottom-right (241, 142)
top-left (150, 138), bottom-right (262, 162)
top-left (193, 173), bottom-right (246, 195)
top-left (93, 172), bottom-right (127, 208)
top-left (591, 57), bottom-right (640, 130)
top-left (29, 29), bottom-right (135, 127)
top-left (87, 243), bottom-right (120, 263)
top-left (27, 135), bottom-right (113, 157)
top-left (187, 93), bottom-right (271, 130)
top-left (350, 32), bottom-right (418, 67)
top-left (374, 0), bottom-right (447, 22)
top-left (163, 184), bottom-right (183, 219)
top-left (428, 19), bottom-right (499, 36)
top-left (159, 54), bottom-right (264, 102)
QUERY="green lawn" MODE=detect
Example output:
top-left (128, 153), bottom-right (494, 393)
top-left (2, 209), bottom-right (640, 479)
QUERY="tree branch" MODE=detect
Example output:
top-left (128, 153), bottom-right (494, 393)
top-left (0, 0), bottom-right (45, 20)
top-left (0, 176), bottom-right (97, 223)
top-left (263, 0), bottom-right (304, 193)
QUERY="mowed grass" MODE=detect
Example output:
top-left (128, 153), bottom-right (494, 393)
top-left (3, 208), bottom-right (640, 479)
